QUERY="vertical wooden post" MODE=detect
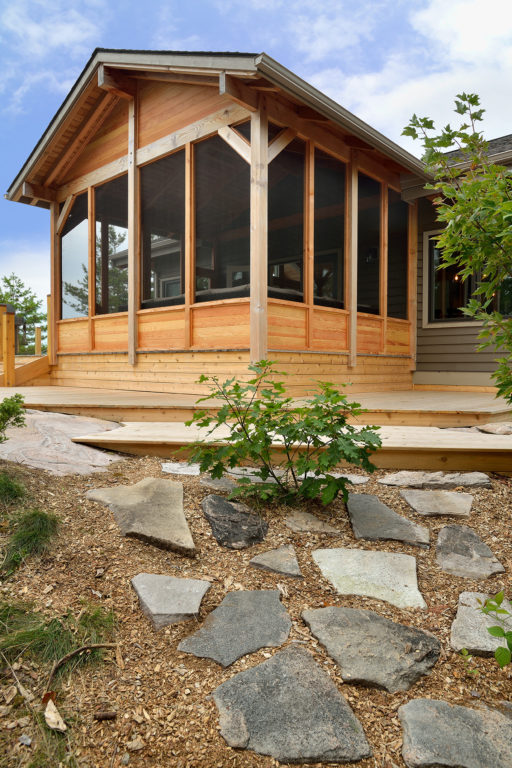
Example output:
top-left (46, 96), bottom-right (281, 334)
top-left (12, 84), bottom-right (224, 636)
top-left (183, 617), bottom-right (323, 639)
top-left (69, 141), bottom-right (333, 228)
top-left (346, 158), bottom-right (358, 368)
top-left (184, 142), bottom-right (194, 348)
top-left (408, 201), bottom-right (418, 371)
top-left (127, 95), bottom-right (139, 366)
top-left (87, 187), bottom-right (95, 352)
top-left (2, 311), bottom-right (15, 386)
top-left (305, 142), bottom-right (315, 349)
top-left (49, 203), bottom-right (59, 365)
top-left (380, 184), bottom-right (389, 353)
top-left (35, 326), bottom-right (42, 356)
top-left (0, 304), bottom-right (6, 360)
top-left (250, 97), bottom-right (268, 363)
top-left (46, 295), bottom-right (53, 363)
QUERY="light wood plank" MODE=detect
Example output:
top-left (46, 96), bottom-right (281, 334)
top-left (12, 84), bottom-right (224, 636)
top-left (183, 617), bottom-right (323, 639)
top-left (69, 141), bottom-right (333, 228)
top-left (57, 155), bottom-right (129, 201)
top-left (35, 326), bottom-right (42, 356)
top-left (250, 100), bottom-right (268, 363)
top-left (127, 97), bottom-right (138, 365)
top-left (49, 203), bottom-right (59, 364)
top-left (1, 313), bottom-right (15, 386)
top-left (218, 125), bottom-right (251, 164)
top-left (22, 182), bottom-right (57, 203)
top-left (219, 73), bottom-right (258, 112)
top-left (268, 128), bottom-right (296, 163)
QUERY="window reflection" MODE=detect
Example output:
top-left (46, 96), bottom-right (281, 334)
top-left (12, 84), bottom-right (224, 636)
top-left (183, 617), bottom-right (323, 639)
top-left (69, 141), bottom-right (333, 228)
top-left (314, 148), bottom-right (345, 308)
top-left (60, 192), bottom-right (89, 319)
top-left (95, 175), bottom-right (128, 315)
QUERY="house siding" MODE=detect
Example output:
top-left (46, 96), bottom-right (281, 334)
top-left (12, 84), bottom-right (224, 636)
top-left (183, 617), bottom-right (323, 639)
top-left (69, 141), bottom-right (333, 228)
top-left (415, 198), bottom-right (496, 381)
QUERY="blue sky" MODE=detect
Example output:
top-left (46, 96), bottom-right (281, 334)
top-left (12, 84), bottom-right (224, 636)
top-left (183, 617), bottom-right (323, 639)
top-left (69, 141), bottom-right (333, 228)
top-left (1, 0), bottom-right (512, 303)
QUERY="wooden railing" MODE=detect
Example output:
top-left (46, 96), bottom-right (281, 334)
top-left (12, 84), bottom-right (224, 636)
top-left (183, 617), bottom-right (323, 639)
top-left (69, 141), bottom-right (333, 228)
top-left (0, 304), bottom-right (15, 386)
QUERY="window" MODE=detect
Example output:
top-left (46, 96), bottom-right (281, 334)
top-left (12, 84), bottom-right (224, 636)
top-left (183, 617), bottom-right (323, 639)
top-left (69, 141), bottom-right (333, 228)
top-left (95, 175), bottom-right (128, 315)
top-left (60, 192), bottom-right (89, 319)
top-left (140, 150), bottom-right (185, 308)
top-left (357, 173), bottom-right (381, 315)
top-left (268, 137), bottom-right (305, 302)
top-left (314, 148), bottom-right (345, 309)
top-left (387, 188), bottom-right (408, 319)
top-left (195, 135), bottom-right (250, 302)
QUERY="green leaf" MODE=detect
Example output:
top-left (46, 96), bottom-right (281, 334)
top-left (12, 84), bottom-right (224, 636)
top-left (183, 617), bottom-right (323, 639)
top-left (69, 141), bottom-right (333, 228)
top-left (494, 646), bottom-right (511, 668)
top-left (487, 625), bottom-right (506, 638)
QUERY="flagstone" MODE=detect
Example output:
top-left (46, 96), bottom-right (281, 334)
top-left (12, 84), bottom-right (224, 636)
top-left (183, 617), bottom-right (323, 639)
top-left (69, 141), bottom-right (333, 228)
top-left (347, 493), bottom-right (429, 547)
top-left (131, 573), bottom-right (210, 630)
top-left (450, 591), bottom-right (512, 654)
top-left (401, 489), bottom-right (473, 518)
top-left (249, 545), bottom-right (302, 578)
top-left (436, 525), bottom-right (504, 579)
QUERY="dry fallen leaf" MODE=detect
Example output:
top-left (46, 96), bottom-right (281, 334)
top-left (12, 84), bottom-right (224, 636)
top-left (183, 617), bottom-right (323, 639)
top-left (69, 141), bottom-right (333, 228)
top-left (44, 699), bottom-right (67, 732)
top-left (3, 686), bottom-right (17, 705)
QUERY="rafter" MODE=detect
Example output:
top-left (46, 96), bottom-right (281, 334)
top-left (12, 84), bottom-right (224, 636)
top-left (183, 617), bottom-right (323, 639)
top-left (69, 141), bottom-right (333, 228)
top-left (218, 125), bottom-right (251, 164)
top-left (98, 64), bottom-right (137, 100)
top-left (219, 73), bottom-right (258, 112)
top-left (45, 93), bottom-right (120, 186)
top-left (22, 182), bottom-right (57, 203)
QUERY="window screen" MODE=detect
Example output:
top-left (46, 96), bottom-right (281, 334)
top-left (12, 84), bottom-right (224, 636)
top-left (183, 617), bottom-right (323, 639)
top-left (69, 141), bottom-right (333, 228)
top-left (95, 175), bottom-right (128, 315)
top-left (140, 150), bottom-right (185, 308)
top-left (387, 188), bottom-right (408, 319)
top-left (357, 173), bottom-right (380, 315)
top-left (60, 192), bottom-right (89, 319)
top-left (314, 148), bottom-right (345, 308)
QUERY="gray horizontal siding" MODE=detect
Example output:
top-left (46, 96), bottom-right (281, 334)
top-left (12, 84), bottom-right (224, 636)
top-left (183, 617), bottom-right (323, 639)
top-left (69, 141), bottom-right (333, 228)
top-left (415, 198), bottom-right (497, 374)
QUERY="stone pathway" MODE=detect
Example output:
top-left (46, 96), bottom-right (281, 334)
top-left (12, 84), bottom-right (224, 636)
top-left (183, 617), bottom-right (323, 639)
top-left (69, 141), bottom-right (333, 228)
top-left (83, 464), bottom-right (509, 765)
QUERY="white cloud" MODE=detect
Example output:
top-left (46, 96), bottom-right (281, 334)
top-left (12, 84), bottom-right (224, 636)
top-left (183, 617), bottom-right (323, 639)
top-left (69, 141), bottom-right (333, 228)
top-left (151, 5), bottom-right (202, 50)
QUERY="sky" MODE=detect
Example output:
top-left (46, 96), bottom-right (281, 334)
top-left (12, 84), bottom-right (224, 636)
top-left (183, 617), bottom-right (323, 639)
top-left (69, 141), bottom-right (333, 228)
top-left (1, 0), bottom-right (512, 304)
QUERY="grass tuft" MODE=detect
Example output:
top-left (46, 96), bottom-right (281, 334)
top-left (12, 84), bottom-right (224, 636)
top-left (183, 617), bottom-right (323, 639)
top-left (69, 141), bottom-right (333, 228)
top-left (2, 508), bottom-right (58, 575)
top-left (0, 471), bottom-right (25, 506)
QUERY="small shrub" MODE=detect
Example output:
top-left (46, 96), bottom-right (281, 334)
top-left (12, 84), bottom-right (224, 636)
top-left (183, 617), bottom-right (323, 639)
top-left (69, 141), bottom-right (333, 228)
top-left (0, 393), bottom-right (25, 443)
top-left (0, 471), bottom-right (25, 506)
top-left (186, 360), bottom-right (381, 505)
top-left (2, 508), bottom-right (58, 575)
top-left (478, 591), bottom-right (512, 668)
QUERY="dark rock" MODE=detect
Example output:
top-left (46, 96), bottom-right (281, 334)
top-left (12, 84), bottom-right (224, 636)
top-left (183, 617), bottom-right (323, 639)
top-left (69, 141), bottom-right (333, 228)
top-left (202, 495), bottom-right (268, 549)
top-left (399, 698), bottom-right (512, 767)
top-left (436, 525), bottom-right (504, 579)
top-left (347, 493), bottom-right (429, 547)
top-left (213, 645), bottom-right (372, 763)
top-left (303, 606), bottom-right (440, 692)
top-left (178, 590), bottom-right (291, 666)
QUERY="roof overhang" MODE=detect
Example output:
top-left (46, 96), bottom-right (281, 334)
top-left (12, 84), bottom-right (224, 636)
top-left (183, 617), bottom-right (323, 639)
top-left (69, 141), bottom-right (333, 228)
top-left (5, 48), bottom-right (428, 205)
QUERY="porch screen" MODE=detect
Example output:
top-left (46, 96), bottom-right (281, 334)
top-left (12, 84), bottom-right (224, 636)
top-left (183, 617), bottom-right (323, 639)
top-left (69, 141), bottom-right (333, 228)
top-left (268, 137), bottom-right (305, 302)
top-left (95, 174), bottom-right (128, 315)
top-left (60, 192), bottom-right (89, 319)
top-left (387, 188), bottom-right (408, 319)
top-left (140, 150), bottom-right (185, 307)
top-left (357, 172), bottom-right (380, 315)
top-left (194, 135), bottom-right (250, 302)
top-left (314, 148), bottom-right (345, 308)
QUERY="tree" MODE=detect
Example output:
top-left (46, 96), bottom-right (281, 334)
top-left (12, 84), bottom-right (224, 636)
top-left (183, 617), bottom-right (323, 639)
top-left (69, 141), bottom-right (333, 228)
top-left (404, 93), bottom-right (512, 403)
top-left (0, 274), bottom-right (46, 354)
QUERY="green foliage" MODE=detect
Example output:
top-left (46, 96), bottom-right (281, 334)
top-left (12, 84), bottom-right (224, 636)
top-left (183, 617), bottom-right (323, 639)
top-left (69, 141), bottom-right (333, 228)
top-left (0, 600), bottom-right (115, 670)
top-left (0, 393), bottom-right (25, 443)
top-left (404, 93), bottom-right (512, 402)
top-left (185, 360), bottom-right (381, 505)
top-left (2, 508), bottom-right (59, 575)
top-left (478, 591), bottom-right (512, 668)
top-left (0, 471), bottom-right (25, 506)
top-left (0, 273), bottom-right (46, 354)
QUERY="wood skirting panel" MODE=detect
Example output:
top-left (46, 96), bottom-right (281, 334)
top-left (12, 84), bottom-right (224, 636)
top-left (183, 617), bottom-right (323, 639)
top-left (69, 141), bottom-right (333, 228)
top-left (138, 82), bottom-right (232, 149)
top-left (138, 307), bottom-right (187, 350)
top-left (191, 302), bottom-right (250, 348)
top-left (357, 315), bottom-right (383, 354)
top-left (57, 319), bottom-right (89, 353)
top-left (385, 318), bottom-right (410, 354)
top-left (268, 301), bottom-right (307, 350)
top-left (60, 100), bottom-right (129, 184)
top-left (311, 307), bottom-right (348, 351)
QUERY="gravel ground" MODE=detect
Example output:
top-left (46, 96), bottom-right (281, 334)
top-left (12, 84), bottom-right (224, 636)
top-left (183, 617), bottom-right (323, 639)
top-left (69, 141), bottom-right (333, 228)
top-left (1, 455), bottom-right (511, 768)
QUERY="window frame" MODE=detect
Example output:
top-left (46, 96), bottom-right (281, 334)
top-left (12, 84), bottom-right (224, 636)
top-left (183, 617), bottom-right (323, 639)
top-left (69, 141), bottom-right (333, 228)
top-left (422, 229), bottom-right (483, 328)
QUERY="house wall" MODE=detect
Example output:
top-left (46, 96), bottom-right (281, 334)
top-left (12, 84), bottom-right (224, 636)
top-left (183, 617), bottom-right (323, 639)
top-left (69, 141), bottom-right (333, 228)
top-left (414, 197), bottom-right (496, 386)
top-left (44, 78), bottom-right (416, 394)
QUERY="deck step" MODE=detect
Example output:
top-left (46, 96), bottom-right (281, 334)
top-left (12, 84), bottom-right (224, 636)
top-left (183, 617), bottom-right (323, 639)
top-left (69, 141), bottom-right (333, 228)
top-left (72, 422), bottom-right (512, 473)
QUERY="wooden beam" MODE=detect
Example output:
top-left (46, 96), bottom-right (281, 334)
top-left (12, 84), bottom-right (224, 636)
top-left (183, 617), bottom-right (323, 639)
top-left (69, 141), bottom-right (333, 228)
top-left (46, 295), bottom-right (53, 364)
top-left (305, 142), bottom-right (315, 348)
top-left (408, 201), bottom-right (418, 371)
top-left (49, 203), bottom-right (59, 364)
top-left (0, 305), bottom-right (5, 360)
top-left (218, 125), bottom-right (251, 164)
top-left (380, 184), bottom-right (388, 353)
top-left (127, 97), bottom-right (139, 366)
top-left (35, 326), bottom-right (42, 356)
top-left (250, 100), bottom-right (268, 363)
top-left (22, 182), bottom-right (57, 203)
top-left (136, 103), bottom-right (250, 168)
top-left (98, 64), bottom-right (136, 100)
top-left (184, 143), bottom-right (194, 348)
top-left (266, 96), bottom-right (350, 163)
top-left (247, 77), bottom-right (280, 92)
top-left (219, 73), bottom-right (258, 112)
top-left (1, 312), bottom-right (15, 387)
top-left (56, 196), bottom-right (74, 235)
top-left (87, 187), bottom-right (95, 352)
top-left (268, 128), bottom-right (296, 163)
top-left (46, 93), bottom-right (120, 187)
top-left (346, 160), bottom-right (358, 368)
top-left (296, 106), bottom-right (329, 123)
top-left (353, 149), bottom-right (401, 189)
top-left (57, 156), bottom-right (129, 202)
top-left (128, 70), bottom-right (218, 87)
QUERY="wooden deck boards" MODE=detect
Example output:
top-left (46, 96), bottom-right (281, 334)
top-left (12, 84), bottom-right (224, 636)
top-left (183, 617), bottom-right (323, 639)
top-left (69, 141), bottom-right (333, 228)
top-left (72, 421), bottom-right (512, 472)
top-left (0, 385), bottom-right (509, 427)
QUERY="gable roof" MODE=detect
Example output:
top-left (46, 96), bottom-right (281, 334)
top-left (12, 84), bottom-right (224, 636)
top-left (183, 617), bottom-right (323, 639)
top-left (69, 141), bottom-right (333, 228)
top-left (5, 48), bottom-right (427, 207)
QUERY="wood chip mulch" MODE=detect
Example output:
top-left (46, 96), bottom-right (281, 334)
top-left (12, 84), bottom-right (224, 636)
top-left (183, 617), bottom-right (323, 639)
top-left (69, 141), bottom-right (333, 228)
top-left (0, 455), bottom-right (511, 768)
